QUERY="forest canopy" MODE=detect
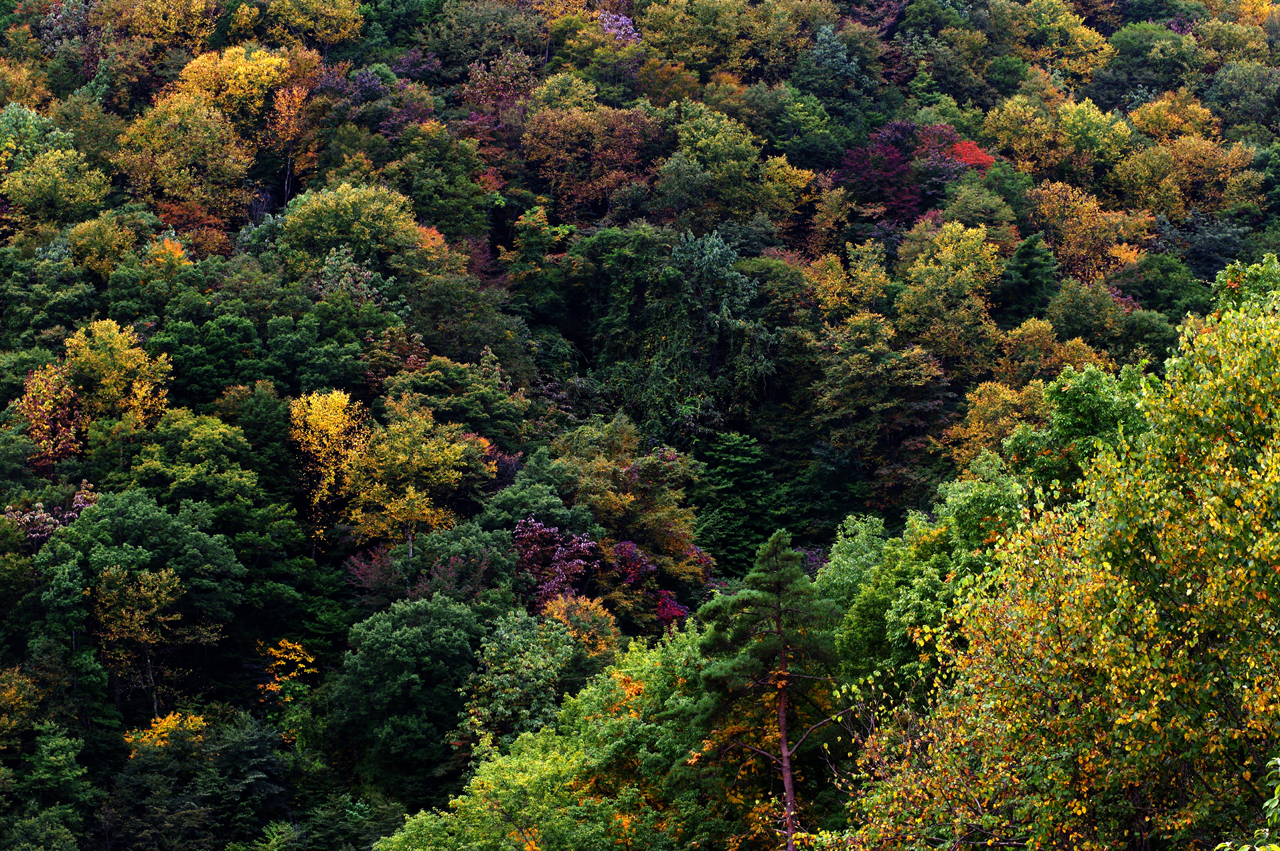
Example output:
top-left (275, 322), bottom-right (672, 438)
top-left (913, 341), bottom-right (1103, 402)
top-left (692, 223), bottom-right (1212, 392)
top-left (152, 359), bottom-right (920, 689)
top-left (1, 0), bottom-right (1280, 848)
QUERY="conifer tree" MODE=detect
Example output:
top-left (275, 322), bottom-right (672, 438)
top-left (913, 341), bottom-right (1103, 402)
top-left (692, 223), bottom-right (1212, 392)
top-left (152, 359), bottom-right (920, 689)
top-left (697, 530), bottom-right (841, 851)
top-left (991, 232), bottom-right (1059, 329)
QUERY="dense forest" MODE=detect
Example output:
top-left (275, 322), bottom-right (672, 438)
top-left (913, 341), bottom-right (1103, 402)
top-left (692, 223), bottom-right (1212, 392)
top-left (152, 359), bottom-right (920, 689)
top-left (1, 0), bottom-right (1280, 847)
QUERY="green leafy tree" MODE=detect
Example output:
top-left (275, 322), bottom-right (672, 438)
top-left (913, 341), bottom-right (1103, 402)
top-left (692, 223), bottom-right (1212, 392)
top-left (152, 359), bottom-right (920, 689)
top-left (990, 233), bottom-right (1059, 330)
top-left (812, 310), bottom-right (950, 507)
top-left (454, 610), bottom-right (580, 758)
top-left (1106, 253), bottom-right (1210, 319)
top-left (2, 149), bottom-right (107, 227)
top-left (378, 627), bottom-right (727, 851)
top-left (380, 349), bottom-right (530, 451)
top-left (813, 513), bottom-right (887, 610)
top-left (691, 432), bottom-right (783, 576)
top-left (385, 121), bottom-right (491, 239)
top-left (328, 596), bottom-right (484, 809)
top-left (654, 101), bottom-right (811, 230)
top-left (1, 723), bottom-right (97, 851)
top-left (0, 104), bottom-right (73, 176)
top-left (1003, 362), bottom-right (1149, 498)
top-left (103, 712), bottom-right (286, 851)
top-left (33, 490), bottom-right (245, 722)
top-left (373, 726), bottom-right (607, 851)
top-left (278, 182), bottom-right (424, 279)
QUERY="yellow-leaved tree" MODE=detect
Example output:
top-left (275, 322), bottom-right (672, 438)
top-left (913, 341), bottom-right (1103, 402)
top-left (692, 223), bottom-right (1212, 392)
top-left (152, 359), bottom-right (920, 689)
top-left (264, 0), bottom-right (363, 49)
top-left (1029, 180), bottom-right (1151, 281)
top-left (288, 389), bottom-right (370, 515)
top-left (90, 0), bottom-right (221, 54)
top-left (344, 394), bottom-right (496, 566)
top-left (290, 390), bottom-right (495, 557)
top-left (174, 44), bottom-right (321, 145)
top-left (113, 92), bottom-right (255, 228)
top-left (893, 222), bottom-right (1005, 384)
top-left (837, 267), bottom-right (1280, 850)
top-left (64, 319), bottom-right (171, 427)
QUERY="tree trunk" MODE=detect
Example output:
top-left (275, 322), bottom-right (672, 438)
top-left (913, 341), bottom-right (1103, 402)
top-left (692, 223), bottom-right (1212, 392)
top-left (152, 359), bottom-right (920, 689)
top-left (144, 646), bottom-right (158, 719)
top-left (779, 645), bottom-right (797, 851)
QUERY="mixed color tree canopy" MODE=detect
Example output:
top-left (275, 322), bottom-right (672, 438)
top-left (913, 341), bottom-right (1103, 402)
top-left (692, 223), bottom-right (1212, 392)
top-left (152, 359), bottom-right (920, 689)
top-left (1, 0), bottom-right (1280, 847)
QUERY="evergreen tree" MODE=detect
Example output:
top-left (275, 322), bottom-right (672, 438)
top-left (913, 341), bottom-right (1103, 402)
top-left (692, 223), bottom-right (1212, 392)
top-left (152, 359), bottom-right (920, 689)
top-left (691, 432), bottom-right (783, 576)
top-left (991, 233), bottom-right (1059, 330)
top-left (697, 530), bottom-right (841, 851)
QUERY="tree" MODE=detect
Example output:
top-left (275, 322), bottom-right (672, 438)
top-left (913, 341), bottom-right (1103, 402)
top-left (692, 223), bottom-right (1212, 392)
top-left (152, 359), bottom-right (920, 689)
top-left (0, 104), bottom-right (73, 177)
top-left (1087, 23), bottom-right (1203, 110)
top-left (33, 490), bottom-right (245, 723)
top-left (813, 513), bottom-right (886, 609)
top-left (1114, 135), bottom-right (1260, 220)
top-left (4, 723), bottom-right (97, 850)
top-left (988, 0), bottom-right (1112, 83)
top-left (548, 415), bottom-right (709, 626)
top-left (1206, 61), bottom-right (1280, 129)
top-left (990, 233), bottom-right (1058, 330)
top-left (523, 105), bottom-right (661, 219)
top-left (894, 222), bottom-right (1004, 383)
top-left (385, 121), bottom-right (491, 239)
top-left (1214, 253), bottom-right (1280, 311)
top-left (288, 389), bottom-right (370, 514)
top-left (982, 93), bottom-right (1063, 176)
top-left (379, 350), bottom-right (530, 451)
top-left (373, 726), bottom-right (608, 851)
top-left (329, 596), bottom-right (484, 808)
top-left (14, 363), bottom-right (84, 478)
top-left (697, 530), bottom-right (842, 851)
top-left (993, 317), bottom-right (1110, 387)
top-left (944, 380), bottom-right (1049, 469)
top-left (454, 610), bottom-right (581, 758)
top-left (848, 295), bottom-right (1280, 849)
top-left (67, 215), bottom-right (138, 282)
top-left (113, 93), bottom-right (254, 228)
top-left (64, 320), bottom-right (171, 427)
top-left (639, 0), bottom-right (749, 76)
top-left (89, 0), bottom-right (221, 54)
top-left (511, 518), bottom-right (604, 611)
top-left (655, 101), bottom-right (812, 229)
top-left (173, 44), bottom-right (312, 142)
top-left (813, 310), bottom-right (950, 507)
top-left (830, 457), bottom-right (1026, 687)
top-left (1, 149), bottom-right (108, 227)
top-left (1003, 362), bottom-right (1148, 497)
top-left (377, 627), bottom-right (728, 851)
top-left (104, 712), bottom-right (287, 851)
top-left (1105, 252), bottom-right (1211, 318)
top-left (92, 565), bottom-right (214, 719)
top-left (460, 50), bottom-right (536, 122)
top-left (1128, 89), bottom-right (1219, 143)
top-left (1029, 180), bottom-right (1151, 282)
top-left (608, 230), bottom-right (771, 437)
top-left (278, 182), bottom-right (425, 278)
top-left (264, 0), bottom-right (364, 49)
top-left (691, 432), bottom-right (783, 576)
top-left (344, 395), bottom-right (495, 566)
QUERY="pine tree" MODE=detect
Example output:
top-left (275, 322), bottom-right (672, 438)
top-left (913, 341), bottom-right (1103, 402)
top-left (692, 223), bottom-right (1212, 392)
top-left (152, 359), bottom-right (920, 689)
top-left (697, 530), bottom-right (841, 851)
